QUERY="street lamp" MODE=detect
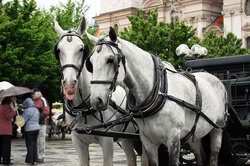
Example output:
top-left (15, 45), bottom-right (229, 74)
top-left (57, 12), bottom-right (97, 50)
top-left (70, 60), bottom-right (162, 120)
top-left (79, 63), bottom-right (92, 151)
top-left (168, 1), bottom-right (176, 61)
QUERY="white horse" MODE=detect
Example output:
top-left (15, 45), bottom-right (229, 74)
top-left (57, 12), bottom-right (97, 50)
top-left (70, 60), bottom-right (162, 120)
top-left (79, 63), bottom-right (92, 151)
top-left (54, 18), bottom-right (139, 166)
top-left (86, 27), bottom-right (228, 166)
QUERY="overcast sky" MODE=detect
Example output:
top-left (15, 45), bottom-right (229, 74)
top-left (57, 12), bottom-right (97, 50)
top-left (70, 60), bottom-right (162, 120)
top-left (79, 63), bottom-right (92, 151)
top-left (36, 0), bottom-right (100, 22)
top-left (3, 0), bottom-right (100, 23)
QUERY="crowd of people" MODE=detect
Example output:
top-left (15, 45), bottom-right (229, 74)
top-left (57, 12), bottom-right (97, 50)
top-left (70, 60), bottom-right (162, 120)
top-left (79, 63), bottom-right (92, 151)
top-left (0, 88), bottom-right (50, 166)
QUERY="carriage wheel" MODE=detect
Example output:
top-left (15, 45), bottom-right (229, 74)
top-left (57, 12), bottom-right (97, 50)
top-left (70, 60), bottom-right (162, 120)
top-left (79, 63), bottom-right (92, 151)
top-left (232, 142), bottom-right (250, 165)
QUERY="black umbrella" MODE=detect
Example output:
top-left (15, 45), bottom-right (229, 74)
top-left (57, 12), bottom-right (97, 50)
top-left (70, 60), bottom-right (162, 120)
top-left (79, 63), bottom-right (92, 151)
top-left (0, 86), bottom-right (33, 98)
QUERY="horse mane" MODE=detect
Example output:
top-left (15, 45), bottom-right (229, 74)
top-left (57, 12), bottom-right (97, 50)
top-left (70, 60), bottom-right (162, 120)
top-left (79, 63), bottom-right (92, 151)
top-left (118, 37), bottom-right (152, 58)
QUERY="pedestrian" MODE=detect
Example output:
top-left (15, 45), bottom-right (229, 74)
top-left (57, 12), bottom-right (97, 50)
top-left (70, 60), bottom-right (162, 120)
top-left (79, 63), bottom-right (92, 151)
top-left (22, 98), bottom-right (40, 165)
top-left (0, 96), bottom-right (17, 165)
top-left (32, 88), bottom-right (49, 163)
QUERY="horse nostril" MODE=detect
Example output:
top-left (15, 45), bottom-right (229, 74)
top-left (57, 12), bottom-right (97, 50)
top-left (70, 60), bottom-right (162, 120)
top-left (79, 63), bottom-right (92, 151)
top-left (97, 97), bottom-right (103, 105)
top-left (62, 80), bottom-right (66, 86)
top-left (71, 79), bottom-right (77, 87)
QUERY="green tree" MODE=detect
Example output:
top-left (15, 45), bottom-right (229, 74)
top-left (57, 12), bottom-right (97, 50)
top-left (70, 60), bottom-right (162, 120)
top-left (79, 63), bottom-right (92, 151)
top-left (51, 0), bottom-right (89, 30)
top-left (0, 0), bottom-right (90, 104)
top-left (200, 31), bottom-right (247, 58)
top-left (120, 8), bottom-right (199, 67)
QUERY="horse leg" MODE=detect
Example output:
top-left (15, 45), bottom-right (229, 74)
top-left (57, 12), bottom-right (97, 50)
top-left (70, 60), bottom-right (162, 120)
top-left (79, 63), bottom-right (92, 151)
top-left (189, 139), bottom-right (206, 166)
top-left (120, 139), bottom-right (137, 166)
top-left (141, 145), bottom-right (149, 166)
top-left (166, 133), bottom-right (180, 166)
top-left (71, 132), bottom-right (90, 166)
top-left (209, 128), bottom-right (223, 166)
top-left (100, 138), bottom-right (114, 166)
top-left (140, 135), bottom-right (158, 166)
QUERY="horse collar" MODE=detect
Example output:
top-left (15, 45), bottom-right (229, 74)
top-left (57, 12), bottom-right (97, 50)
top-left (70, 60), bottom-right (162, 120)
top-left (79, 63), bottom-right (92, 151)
top-left (126, 54), bottom-right (168, 118)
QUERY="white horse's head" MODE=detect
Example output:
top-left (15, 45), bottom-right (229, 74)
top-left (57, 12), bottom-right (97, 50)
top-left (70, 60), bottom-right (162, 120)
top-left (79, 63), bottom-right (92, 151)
top-left (86, 27), bottom-right (126, 110)
top-left (54, 17), bottom-right (90, 100)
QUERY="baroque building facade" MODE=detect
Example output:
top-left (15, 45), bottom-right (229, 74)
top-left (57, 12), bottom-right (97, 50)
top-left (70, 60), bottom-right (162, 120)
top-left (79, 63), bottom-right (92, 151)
top-left (94, 0), bottom-right (250, 49)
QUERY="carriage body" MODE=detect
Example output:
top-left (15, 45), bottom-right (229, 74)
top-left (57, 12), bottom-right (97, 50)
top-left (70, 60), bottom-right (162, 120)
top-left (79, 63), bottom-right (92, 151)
top-left (185, 54), bottom-right (250, 164)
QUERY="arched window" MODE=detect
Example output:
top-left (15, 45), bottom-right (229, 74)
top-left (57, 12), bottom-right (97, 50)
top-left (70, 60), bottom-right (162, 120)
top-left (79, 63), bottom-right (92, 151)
top-left (247, 36), bottom-right (250, 50)
top-left (245, 0), bottom-right (250, 16)
top-left (175, 16), bottom-right (179, 22)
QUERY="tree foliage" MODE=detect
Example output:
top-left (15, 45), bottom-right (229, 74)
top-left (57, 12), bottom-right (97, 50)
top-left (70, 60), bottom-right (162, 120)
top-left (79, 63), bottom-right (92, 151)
top-left (200, 31), bottom-right (247, 58)
top-left (0, 0), bottom-right (90, 104)
top-left (120, 8), bottom-right (199, 67)
top-left (120, 8), bottom-right (247, 68)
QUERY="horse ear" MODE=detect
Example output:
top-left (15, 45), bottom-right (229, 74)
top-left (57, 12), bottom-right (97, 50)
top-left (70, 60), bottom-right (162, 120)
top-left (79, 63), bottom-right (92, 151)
top-left (77, 17), bottom-right (87, 36)
top-left (109, 27), bottom-right (117, 42)
top-left (86, 32), bottom-right (99, 44)
top-left (54, 20), bottom-right (64, 37)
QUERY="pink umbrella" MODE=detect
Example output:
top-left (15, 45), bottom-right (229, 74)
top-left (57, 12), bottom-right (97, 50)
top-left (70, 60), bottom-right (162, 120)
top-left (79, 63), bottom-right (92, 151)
top-left (0, 86), bottom-right (33, 98)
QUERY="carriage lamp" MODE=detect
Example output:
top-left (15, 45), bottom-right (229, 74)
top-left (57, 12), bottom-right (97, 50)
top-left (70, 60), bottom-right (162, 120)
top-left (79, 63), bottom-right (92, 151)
top-left (176, 44), bottom-right (191, 60)
top-left (191, 44), bottom-right (201, 57)
top-left (198, 47), bottom-right (208, 58)
top-left (191, 44), bottom-right (208, 59)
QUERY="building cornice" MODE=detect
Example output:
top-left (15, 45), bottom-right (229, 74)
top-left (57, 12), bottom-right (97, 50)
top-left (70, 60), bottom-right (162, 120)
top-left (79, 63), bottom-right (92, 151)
top-left (94, 7), bottom-right (137, 18)
top-left (222, 7), bottom-right (243, 17)
top-left (185, 14), bottom-right (218, 23)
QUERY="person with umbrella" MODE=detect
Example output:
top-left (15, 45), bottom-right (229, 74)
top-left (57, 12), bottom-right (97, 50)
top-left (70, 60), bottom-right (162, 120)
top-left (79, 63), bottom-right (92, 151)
top-left (0, 85), bottom-right (33, 165)
top-left (0, 96), bottom-right (17, 165)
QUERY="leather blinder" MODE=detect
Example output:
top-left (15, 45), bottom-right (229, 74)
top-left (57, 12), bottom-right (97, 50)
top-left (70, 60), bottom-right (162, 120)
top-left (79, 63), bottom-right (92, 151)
top-left (86, 56), bottom-right (93, 73)
top-left (54, 42), bottom-right (60, 60)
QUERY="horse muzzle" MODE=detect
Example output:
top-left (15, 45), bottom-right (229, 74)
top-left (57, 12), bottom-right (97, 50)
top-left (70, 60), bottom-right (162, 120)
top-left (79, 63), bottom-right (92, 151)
top-left (62, 80), bottom-right (78, 100)
top-left (90, 96), bottom-right (108, 111)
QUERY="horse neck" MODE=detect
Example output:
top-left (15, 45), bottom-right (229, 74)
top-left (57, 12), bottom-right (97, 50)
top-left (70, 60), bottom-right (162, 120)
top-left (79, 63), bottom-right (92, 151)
top-left (121, 40), bottom-right (155, 104)
top-left (72, 67), bottom-right (91, 105)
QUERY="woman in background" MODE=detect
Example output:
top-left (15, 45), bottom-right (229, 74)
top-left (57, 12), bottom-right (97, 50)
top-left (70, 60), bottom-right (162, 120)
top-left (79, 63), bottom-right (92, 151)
top-left (0, 97), bottom-right (17, 165)
top-left (22, 98), bottom-right (40, 165)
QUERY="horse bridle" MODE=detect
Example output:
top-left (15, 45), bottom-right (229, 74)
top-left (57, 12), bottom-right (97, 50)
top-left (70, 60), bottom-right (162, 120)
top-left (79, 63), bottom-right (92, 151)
top-left (86, 39), bottom-right (126, 98)
top-left (54, 30), bottom-right (90, 80)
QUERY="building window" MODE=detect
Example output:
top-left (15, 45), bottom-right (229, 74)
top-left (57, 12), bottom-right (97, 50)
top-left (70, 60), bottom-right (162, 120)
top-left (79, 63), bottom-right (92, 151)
top-left (247, 37), bottom-right (250, 50)
top-left (246, 0), bottom-right (250, 16)
top-left (175, 16), bottom-right (179, 22)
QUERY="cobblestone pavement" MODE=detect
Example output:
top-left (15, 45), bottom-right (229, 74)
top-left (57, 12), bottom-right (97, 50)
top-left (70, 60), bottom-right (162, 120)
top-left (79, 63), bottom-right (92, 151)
top-left (9, 134), bottom-right (141, 166)
top-left (7, 134), bottom-right (250, 166)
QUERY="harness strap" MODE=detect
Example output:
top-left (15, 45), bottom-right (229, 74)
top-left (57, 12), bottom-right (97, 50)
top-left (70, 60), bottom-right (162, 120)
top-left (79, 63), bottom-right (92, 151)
top-left (64, 95), bottom-right (95, 117)
top-left (164, 94), bottom-right (221, 129)
top-left (91, 80), bottom-right (113, 84)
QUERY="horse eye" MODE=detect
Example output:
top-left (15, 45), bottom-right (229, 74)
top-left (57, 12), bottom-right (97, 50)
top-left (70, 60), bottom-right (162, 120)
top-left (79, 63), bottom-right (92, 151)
top-left (107, 57), bottom-right (114, 64)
